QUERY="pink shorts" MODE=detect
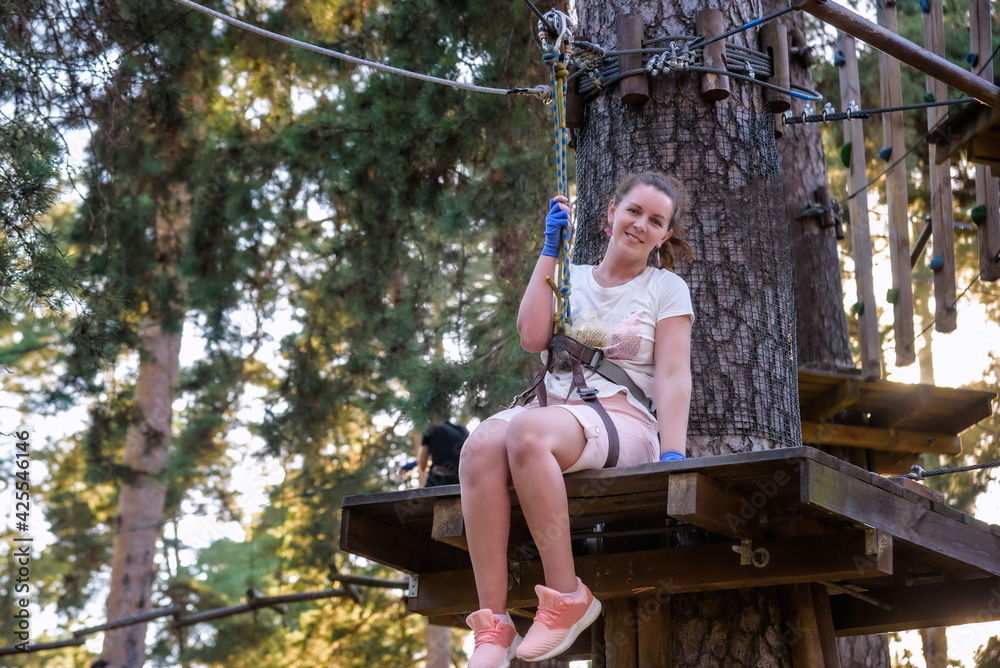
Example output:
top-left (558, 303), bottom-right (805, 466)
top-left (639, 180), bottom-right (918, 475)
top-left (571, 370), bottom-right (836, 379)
top-left (487, 391), bottom-right (659, 473)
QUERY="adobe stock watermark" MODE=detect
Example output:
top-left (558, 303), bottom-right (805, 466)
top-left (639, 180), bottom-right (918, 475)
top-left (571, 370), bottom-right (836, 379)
top-left (9, 430), bottom-right (33, 652)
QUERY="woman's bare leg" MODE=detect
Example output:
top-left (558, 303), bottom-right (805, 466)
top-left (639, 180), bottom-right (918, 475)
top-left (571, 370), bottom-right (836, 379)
top-left (459, 418), bottom-right (514, 613)
top-left (505, 408), bottom-right (587, 594)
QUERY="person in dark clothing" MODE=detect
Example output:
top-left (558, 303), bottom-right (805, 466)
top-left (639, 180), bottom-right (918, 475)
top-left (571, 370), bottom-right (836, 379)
top-left (417, 419), bottom-right (468, 487)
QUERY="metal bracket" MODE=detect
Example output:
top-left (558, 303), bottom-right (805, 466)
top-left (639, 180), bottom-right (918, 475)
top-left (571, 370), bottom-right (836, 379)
top-left (407, 574), bottom-right (419, 597)
top-left (732, 538), bottom-right (770, 567)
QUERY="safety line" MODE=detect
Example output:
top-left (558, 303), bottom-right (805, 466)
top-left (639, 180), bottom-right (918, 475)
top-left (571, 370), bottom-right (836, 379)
top-left (165, 0), bottom-right (545, 97)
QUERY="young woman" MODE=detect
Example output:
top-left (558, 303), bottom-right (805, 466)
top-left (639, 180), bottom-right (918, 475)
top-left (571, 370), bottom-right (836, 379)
top-left (459, 171), bottom-right (694, 667)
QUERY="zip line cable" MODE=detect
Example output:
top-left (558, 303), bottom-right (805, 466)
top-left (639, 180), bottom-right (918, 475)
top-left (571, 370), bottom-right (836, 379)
top-left (164, 0), bottom-right (547, 97)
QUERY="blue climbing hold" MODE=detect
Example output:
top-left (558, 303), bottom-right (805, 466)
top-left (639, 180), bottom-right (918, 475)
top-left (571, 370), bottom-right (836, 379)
top-left (917, 0), bottom-right (930, 13)
top-left (929, 256), bottom-right (945, 271)
top-left (834, 50), bottom-right (846, 67)
top-left (879, 146), bottom-right (893, 161)
top-left (967, 52), bottom-right (979, 68)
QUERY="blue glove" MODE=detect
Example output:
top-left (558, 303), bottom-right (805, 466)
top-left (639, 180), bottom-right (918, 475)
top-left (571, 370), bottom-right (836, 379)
top-left (400, 460), bottom-right (417, 472)
top-left (659, 451), bottom-right (687, 462)
top-left (542, 198), bottom-right (569, 258)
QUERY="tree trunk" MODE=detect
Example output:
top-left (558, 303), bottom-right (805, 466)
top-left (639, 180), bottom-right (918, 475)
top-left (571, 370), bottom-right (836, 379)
top-left (101, 182), bottom-right (189, 667)
top-left (764, 4), bottom-right (890, 664)
top-left (575, 1), bottom-right (798, 665)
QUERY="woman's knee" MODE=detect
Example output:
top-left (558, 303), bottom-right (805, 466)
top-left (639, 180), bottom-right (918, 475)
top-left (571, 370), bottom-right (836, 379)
top-left (505, 411), bottom-right (557, 467)
top-left (459, 419), bottom-right (510, 481)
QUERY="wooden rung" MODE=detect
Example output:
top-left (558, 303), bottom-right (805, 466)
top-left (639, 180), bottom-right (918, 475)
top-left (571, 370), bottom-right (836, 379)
top-left (695, 9), bottom-right (730, 101)
top-left (666, 472), bottom-right (772, 538)
top-left (616, 14), bottom-right (649, 105)
top-left (431, 498), bottom-right (467, 550)
top-left (760, 22), bottom-right (791, 113)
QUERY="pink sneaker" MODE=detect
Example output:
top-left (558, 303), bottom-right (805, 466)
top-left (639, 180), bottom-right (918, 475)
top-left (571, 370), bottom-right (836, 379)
top-left (515, 578), bottom-right (602, 662)
top-left (465, 609), bottom-right (522, 668)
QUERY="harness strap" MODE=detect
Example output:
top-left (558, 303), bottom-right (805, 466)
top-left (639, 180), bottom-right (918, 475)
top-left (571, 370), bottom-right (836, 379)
top-left (568, 356), bottom-right (620, 469)
top-left (549, 335), bottom-right (655, 414)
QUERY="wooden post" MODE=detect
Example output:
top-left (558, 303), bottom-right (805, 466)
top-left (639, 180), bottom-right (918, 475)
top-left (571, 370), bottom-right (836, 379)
top-left (566, 63), bottom-right (584, 130)
top-left (760, 22), bottom-right (791, 114)
top-left (970, 0), bottom-right (1000, 281)
top-left (695, 9), bottom-right (731, 101)
top-left (636, 593), bottom-right (672, 668)
top-left (605, 597), bottom-right (638, 667)
top-left (779, 583), bottom-right (842, 668)
top-left (837, 32), bottom-right (882, 380)
top-left (876, 0), bottom-right (916, 367)
top-left (616, 14), bottom-right (649, 106)
top-left (923, 0), bottom-right (958, 332)
top-left (591, 605), bottom-right (607, 668)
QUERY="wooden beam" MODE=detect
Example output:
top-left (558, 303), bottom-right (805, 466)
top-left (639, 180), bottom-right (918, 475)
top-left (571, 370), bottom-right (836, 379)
top-left (831, 577), bottom-right (1000, 635)
top-left (431, 498), bottom-right (467, 550)
top-left (800, 422), bottom-right (960, 455)
top-left (970, 0), bottom-right (1000, 281)
top-left (666, 472), bottom-right (771, 538)
top-left (799, 459), bottom-right (1000, 574)
top-left (339, 509), bottom-right (470, 574)
top-left (616, 14), bottom-right (649, 105)
top-left (837, 32), bottom-right (881, 380)
top-left (407, 530), bottom-right (892, 616)
top-left (800, 378), bottom-right (860, 421)
top-left (696, 9), bottom-right (730, 101)
top-left (794, 0), bottom-right (1000, 110)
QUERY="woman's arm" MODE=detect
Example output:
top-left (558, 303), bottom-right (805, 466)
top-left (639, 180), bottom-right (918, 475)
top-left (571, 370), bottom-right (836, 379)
top-left (516, 196), bottom-right (569, 353)
top-left (652, 314), bottom-right (693, 457)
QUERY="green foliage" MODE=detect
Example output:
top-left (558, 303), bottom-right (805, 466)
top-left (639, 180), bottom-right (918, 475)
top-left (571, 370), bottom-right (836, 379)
top-left (975, 636), bottom-right (1000, 668)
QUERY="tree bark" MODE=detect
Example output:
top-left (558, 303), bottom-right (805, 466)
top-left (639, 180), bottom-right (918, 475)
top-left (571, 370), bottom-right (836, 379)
top-left (575, 1), bottom-right (797, 665)
top-left (100, 181), bottom-right (189, 667)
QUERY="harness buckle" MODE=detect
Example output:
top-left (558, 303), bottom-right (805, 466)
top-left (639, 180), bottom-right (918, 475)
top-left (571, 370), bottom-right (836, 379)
top-left (578, 387), bottom-right (599, 400)
top-left (583, 348), bottom-right (603, 369)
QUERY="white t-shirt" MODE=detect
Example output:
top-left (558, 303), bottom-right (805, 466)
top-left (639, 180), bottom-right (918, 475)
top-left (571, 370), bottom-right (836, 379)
top-left (543, 263), bottom-right (693, 419)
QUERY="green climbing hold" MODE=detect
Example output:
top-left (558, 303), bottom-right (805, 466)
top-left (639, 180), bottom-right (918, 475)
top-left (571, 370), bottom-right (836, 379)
top-left (841, 142), bottom-right (852, 168)
top-left (971, 204), bottom-right (987, 224)
top-left (886, 288), bottom-right (900, 305)
top-left (878, 146), bottom-right (892, 161)
top-left (851, 301), bottom-right (864, 315)
top-left (924, 92), bottom-right (935, 103)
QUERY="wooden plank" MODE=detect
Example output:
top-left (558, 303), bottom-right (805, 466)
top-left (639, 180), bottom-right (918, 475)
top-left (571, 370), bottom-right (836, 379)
top-left (407, 530), bottom-right (892, 615)
top-left (800, 422), bottom-right (960, 454)
top-left (800, 377), bottom-right (860, 421)
top-left (831, 577), bottom-right (1000, 635)
top-left (666, 472), bottom-right (772, 538)
top-left (591, 604), bottom-right (607, 668)
top-left (923, 0), bottom-right (957, 332)
top-left (431, 498), bottom-right (467, 550)
top-left (339, 509), bottom-right (470, 574)
top-left (972, 0), bottom-right (1000, 281)
top-left (605, 598), bottom-right (638, 667)
top-left (799, 459), bottom-right (1000, 574)
top-left (877, 0), bottom-right (915, 366)
top-left (837, 31), bottom-right (882, 379)
top-left (637, 592), bottom-right (672, 668)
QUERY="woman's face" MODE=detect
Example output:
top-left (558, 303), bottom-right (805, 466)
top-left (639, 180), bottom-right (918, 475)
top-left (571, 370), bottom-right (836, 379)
top-left (607, 183), bottom-right (675, 260)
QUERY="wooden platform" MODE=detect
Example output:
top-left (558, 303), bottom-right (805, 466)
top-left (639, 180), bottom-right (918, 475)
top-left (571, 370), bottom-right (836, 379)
top-left (930, 98), bottom-right (1000, 175)
top-left (797, 370), bottom-right (994, 473)
top-left (340, 447), bottom-right (1000, 640)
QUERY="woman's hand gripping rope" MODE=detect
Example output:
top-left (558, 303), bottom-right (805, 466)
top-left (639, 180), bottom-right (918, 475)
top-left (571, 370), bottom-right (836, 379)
top-left (542, 196), bottom-right (571, 258)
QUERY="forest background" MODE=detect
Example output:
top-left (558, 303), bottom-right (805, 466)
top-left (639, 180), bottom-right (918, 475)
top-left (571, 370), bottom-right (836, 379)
top-left (1, 0), bottom-right (999, 665)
